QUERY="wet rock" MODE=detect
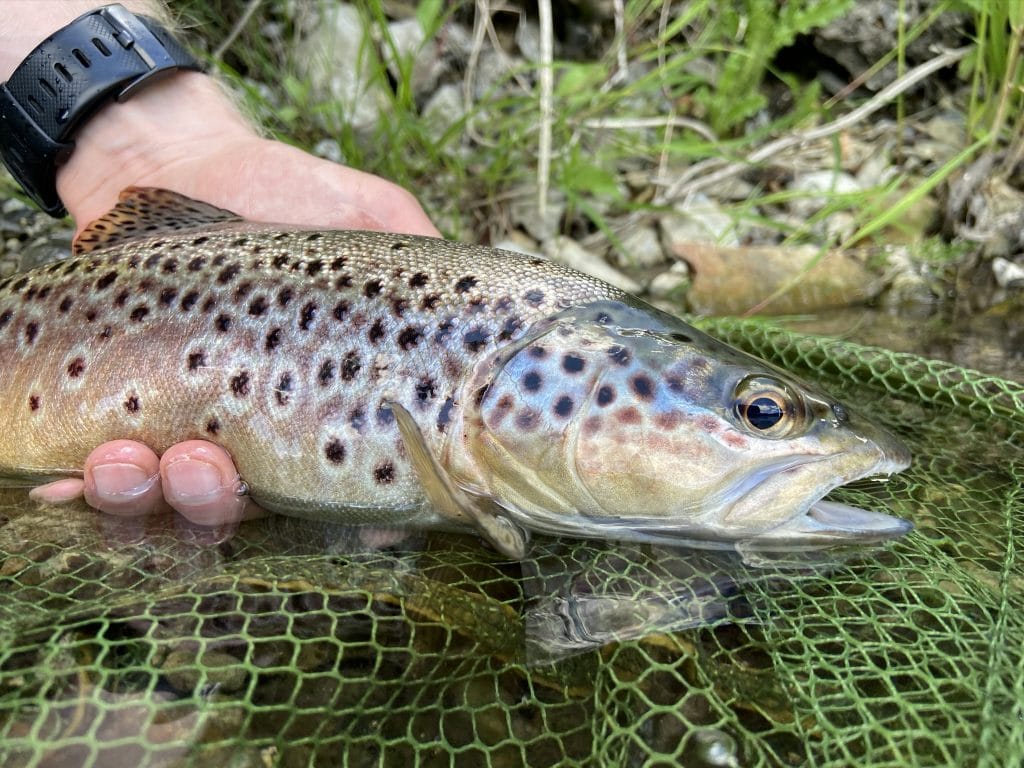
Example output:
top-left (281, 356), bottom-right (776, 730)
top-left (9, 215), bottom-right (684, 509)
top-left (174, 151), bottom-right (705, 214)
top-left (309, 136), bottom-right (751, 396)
top-left (674, 243), bottom-right (884, 315)
top-left (545, 236), bottom-right (642, 293)
top-left (312, 138), bottom-right (345, 164)
top-left (660, 195), bottom-right (738, 249)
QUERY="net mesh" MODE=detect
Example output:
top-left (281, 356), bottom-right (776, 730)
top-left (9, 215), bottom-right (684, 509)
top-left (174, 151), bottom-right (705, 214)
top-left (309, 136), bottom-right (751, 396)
top-left (0, 317), bottom-right (1020, 767)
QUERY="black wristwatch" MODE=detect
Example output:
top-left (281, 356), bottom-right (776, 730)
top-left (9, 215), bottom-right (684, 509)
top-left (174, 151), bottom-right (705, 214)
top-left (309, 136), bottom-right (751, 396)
top-left (0, 3), bottom-right (202, 217)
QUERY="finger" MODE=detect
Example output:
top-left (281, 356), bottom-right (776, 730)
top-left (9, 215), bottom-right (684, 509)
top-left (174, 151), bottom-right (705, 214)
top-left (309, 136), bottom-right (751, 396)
top-left (29, 477), bottom-right (87, 504)
top-left (83, 440), bottom-right (163, 516)
top-left (159, 441), bottom-right (249, 526)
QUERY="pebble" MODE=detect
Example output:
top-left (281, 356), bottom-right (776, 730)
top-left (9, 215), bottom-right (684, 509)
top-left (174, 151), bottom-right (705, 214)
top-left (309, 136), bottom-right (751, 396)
top-left (647, 261), bottom-right (690, 301)
top-left (615, 225), bottom-right (665, 269)
top-left (659, 194), bottom-right (738, 248)
top-left (510, 185), bottom-right (566, 243)
top-left (544, 236), bottom-right (642, 293)
top-left (993, 257), bottom-right (1024, 289)
top-left (422, 84), bottom-right (465, 140)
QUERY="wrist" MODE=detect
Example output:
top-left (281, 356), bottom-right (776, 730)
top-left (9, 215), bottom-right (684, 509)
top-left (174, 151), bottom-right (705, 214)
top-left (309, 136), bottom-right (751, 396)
top-left (55, 71), bottom-right (255, 227)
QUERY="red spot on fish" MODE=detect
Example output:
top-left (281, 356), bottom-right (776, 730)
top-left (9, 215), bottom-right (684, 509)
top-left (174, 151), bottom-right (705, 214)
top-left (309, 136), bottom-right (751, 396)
top-left (654, 411), bottom-right (683, 430)
top-left (582, 415), bottom-right (603, 436)
top-left (66, 357), bottom-right (86, 378)
top-left (724, 432), bottom-right (749, 449)
top-left (617, 407), bottom-right (642, 425)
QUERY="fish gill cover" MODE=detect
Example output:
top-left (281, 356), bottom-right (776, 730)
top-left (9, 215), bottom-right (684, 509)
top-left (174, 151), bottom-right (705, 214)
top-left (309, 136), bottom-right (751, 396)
top-left (0, 318), bottom-right (1020, 767)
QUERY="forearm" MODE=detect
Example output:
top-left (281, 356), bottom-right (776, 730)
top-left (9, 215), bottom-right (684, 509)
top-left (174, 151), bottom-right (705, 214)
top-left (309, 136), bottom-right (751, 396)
top-left (1, 1), bottom-right (252, 225)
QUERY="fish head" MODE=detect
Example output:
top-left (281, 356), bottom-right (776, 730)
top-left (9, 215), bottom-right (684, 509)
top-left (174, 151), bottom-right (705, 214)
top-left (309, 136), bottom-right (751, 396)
top-left (461, 300), bottom-right (911, 549)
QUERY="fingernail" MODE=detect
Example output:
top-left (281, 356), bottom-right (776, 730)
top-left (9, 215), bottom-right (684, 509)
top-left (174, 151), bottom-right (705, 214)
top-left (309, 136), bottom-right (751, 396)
top-left (91, 463), bottom-right (156, 500)
top-left (164, 460), bottom-right (224, 505)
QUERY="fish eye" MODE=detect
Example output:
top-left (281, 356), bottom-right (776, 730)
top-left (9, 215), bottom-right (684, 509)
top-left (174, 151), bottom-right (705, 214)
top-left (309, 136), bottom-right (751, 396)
top-left (732, 376), bottom-right (806, 438)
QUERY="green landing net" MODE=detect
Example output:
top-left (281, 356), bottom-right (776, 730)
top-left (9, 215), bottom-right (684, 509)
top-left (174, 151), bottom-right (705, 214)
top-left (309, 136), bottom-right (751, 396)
top-left (0, 318), bottom-right (1020, 767)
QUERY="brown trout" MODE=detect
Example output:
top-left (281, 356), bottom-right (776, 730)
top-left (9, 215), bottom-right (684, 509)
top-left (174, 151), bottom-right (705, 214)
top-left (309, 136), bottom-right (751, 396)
top-left (0, 188), bottom-right (911, 557)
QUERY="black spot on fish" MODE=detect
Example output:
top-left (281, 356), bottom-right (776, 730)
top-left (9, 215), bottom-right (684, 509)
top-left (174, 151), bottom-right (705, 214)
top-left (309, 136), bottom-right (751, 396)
top-left (62, 261), bottom-right (78, 276)
top-left (299, 302), bottom-right (317, 331)
top-left (306, 260), bottom-right (323, 276)
top-left (162, 258), bottom-right (178, 274)
top-left (341, 351), bottom-right (361, 381)
top-left (434, 318), bottom-right (455, 344)
top-left (95, 271), bottom-right (117, 291)
top-left (187, 257), bottom-right (205, 272)
top-left (59, 296), bottom-right (73, 313)
top-left (416, 378), bottom-right (437, 402)
top-left (632, 374), bottom-right (654, 400)
top-left (363, 279), bottom-right (382, 298)
top-left (563, 354), bottom-right (585, 374)
top-left (398, 326), bottom-right (423, 350)
top-left (232, 237), bottom-right (250, 247)
top-left (230, 372), bottom-right (250, 397)
top-left (350, 406), bottom-right (367, 432)
top-left (318, 360), bottom-right (336, 386)
top-left (99, 326), bottom-right (112, 340)
top-left (523, 371), bottom-right (542, 392)
top-left (248, 296), bottom-right (268, 317)
top-left (466, 297), bottom-right (486, 314)
top-left (454, 275), bottom-right (478, 293)
top-left (67, 357), bottom-right (85, 377)
top-left (608, 345), bottom-right (631, 366)
top-left (421, 293), bottom-right (441, 311)
top-left (528, 345), bottom-right (546, 359)
top-left (217, 263), bottom-right (241, 284)
top-left (498, 316), bottom-right (522, 341)
top-left (391, 241), bottom-right (409, 252)
top-left (192, 236), bottom-right (209, 246)
top-left (265, 328), bottom-right (282, 351)
top-left (409, 272), bottom-right (429, 288)
top-left (594, 311), bottom-right (612, 325)
top-left (214, 314), bottom-right (231, 332)
top-left (463, 327), bottom-right (489, 353)
top-left (374, 462), bottom-right (395, 484)
top-left (275, 373), bottom-right (293, 405)
top-left (159, 287), bottom-right (177, 306)
top-left (437, 397), bottom-right (455, 432)
top-left (554, 395), bottom-right (574, 418)
top-left (335, 273), bottom-right (353, 290)
top-left (330, 256), bottom-right (346, 271)
top-left (124, 395), bottom-right (140, 413)
top-left (85, 310), bottom-right (96, 322)
top-left (524, 289), bottom-right (544, 306)
top-left (376, 404), bottom-right (394, 427)
top-left (188, 352), bottom-right (205, 371)
top-left (277, 286), bottom-right (293, 307)
top-left (368, 320), bottom-right (386, 345)
top-left (23, 286), bottom-right (36, 302)
top-left (29, 394), bottom-right (40, 411)
top-left (273, 255), bottom-right (290, 270)
top-left (234, 281), bottom-right (253, 299)
top-left (333, 300), bottom-right (349, 322)
top-left (25, 322), bottom-right (38, 343)
top-left (114, 290), bottom-right (130, 307)
top-left (0, 310), bottom-right (11, 328)
top-left (181, 291), bottom-right (199, 311)
top-left (392, 298), bottom-right (409, 317)
top-left (130, 305), bottom-right (149, 322)
top-left (306, 233), bottom-right (323, 242)
top-left (597, 385), bottom-right (616, 406)
top-left (206, 418), bottom-right (220, 435)
top-left (325, 439), bottom-right (346, 464)
top-left (11, 278), bottom-right (27, 293)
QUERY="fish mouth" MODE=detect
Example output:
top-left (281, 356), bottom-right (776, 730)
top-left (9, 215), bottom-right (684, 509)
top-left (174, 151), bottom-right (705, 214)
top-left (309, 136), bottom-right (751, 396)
top-left (732, 450), bottom-right (913, 547)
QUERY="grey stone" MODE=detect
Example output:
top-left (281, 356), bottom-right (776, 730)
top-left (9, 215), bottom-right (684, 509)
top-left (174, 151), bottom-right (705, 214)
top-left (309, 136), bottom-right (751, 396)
top-left (544, 236), bottom-right (642, 293)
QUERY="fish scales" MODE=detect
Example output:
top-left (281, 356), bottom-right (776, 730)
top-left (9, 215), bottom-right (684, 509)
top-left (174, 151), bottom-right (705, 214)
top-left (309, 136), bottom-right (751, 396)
top-left (0, 216), bottom-right (617, 521)
top-left (0, 188), bottom-right (913, 554)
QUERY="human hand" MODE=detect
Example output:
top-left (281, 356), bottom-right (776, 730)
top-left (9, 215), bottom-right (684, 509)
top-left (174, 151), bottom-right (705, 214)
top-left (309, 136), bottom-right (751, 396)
top-left (28, 71), bottom-right (439, 524)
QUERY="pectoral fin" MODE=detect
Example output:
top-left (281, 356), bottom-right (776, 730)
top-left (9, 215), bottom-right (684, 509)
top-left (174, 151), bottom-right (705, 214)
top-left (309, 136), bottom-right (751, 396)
top-left (388, 402), bottom-right (527, 559)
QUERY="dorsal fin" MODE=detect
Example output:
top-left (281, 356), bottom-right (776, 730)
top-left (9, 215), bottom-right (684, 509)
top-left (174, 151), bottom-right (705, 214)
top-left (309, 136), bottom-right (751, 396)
top-left (73, 187), bottom-right (244, 255)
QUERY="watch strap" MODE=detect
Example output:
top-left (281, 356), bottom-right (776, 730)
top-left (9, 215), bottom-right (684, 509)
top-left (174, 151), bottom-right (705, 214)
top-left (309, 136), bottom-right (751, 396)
top-left (0, 4), bottom-right (202, 216)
